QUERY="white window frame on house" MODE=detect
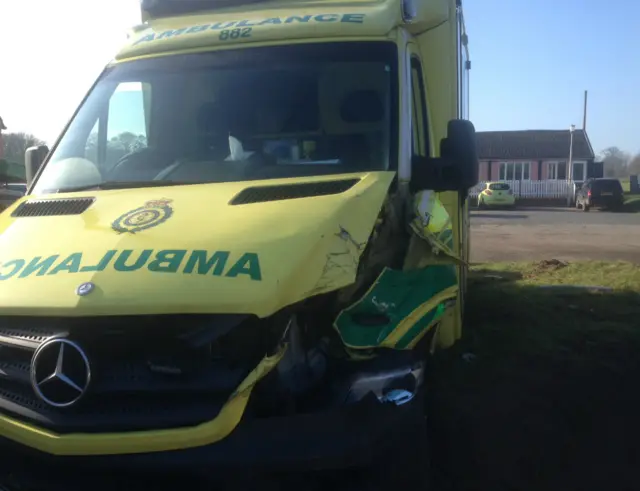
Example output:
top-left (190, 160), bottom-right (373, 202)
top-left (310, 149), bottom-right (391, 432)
top-left (546, 161), bottom-right (569, 180)
top-left (547, 161), bottom-right (558, 180)
top-left (499, 162), bottom-right (531, 181)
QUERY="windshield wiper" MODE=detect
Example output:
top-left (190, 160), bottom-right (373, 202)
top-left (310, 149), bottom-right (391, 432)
top-left (52, 181), bottom-right (185, 193)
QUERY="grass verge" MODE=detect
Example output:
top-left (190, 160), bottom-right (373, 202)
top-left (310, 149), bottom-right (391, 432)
top-left (428, 260), bottom-right (640, 491)
top-left (624, 194), bottom-right (640, 212)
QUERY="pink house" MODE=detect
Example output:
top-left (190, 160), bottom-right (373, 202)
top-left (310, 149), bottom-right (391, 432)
top-left (476, 129), bottom-right (600, 184)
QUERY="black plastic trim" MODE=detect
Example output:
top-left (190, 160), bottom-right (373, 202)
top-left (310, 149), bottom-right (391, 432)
top-left (230, 179), bottom-right (360, 205)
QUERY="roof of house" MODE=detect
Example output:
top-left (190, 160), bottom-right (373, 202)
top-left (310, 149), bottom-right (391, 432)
top-left (476, 129), bottom-right (595, 160)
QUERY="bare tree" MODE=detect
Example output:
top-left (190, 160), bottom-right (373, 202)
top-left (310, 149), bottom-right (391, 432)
top-left (1, 132), bottom-right (46, 166)
top-left (627, 153), bottom-right (640, 176)
top-left (600, 146), bottom-right (630, 178)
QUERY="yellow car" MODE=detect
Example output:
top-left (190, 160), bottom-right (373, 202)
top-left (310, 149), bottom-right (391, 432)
top-left (478, 182), bottom-right (516, 208)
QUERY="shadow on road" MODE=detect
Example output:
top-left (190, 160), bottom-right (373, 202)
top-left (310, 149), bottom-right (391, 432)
top-left (472, 213), bottom-right (529, 220)
top-left (474, 207), bottom-right (577, 213)
top-left (514, 207), bottom-right (573, 212)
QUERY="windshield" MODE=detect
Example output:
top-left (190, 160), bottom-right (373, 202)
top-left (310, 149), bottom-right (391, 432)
top-left (488, 182), bottom-right (510, 191)
top-left (34, 42), bottom-right (397, 194)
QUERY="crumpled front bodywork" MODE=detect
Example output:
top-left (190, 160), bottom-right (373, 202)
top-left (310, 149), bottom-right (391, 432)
top-left (333, 189), bottom-right (461, 353)
top-left (0, 172), bottom-right (395, 317)
top-left (0, 173), bottom-right (462, 457)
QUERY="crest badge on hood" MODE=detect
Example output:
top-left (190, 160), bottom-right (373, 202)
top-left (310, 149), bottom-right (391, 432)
top-left (112, 198), bottom-right (174, 234)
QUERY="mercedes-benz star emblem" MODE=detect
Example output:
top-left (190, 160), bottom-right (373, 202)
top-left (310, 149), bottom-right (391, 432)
top-left (76, 282), bottom-right (95, 296)
top-left (30, 338), bottom-right (92, 408)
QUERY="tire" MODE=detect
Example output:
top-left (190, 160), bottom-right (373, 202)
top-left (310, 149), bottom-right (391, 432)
top-left (575, 199), bottom-right (581, 210)
top-left (582, 202), bottom-right (590, 212)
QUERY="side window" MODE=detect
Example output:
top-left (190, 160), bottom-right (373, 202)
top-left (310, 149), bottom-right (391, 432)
top-left (84, 82), bottom-right (151, 171)
top-left (410, 57), bottom-right (429, 157)
top-left (105, 82), bottom-right (150, 167)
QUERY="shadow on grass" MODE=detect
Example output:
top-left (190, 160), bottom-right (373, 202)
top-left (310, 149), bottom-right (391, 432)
top-left (622, 196), bottom-right (640, 213)
top-left (427, 280), bottom-right (640, 491)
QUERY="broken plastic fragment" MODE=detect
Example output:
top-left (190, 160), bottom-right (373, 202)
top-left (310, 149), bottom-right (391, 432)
top-left (226, 135), bottom-right (254, 161)
top-left (411, 190), bottom-right (460, 262)
top-left (379, 389), bottom-right (415, 406)
top-left (462, 352), bottom-right (477, 363)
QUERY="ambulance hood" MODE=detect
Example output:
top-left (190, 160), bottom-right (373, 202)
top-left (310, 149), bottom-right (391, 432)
top-left (0, 172), bottom-right (394, 317)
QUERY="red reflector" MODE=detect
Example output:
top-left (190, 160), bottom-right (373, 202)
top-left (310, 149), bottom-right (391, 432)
top-left (588, 190), bottom-right (592, 197)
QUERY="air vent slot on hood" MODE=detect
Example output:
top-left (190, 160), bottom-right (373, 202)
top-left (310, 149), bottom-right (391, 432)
top-left (11, 198), bottom-right (95, 217)
top-left (230, 179), bottom-right (360, 205)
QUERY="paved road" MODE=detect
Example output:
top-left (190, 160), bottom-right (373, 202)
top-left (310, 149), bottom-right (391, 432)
top-left (471, 207), bottom-right (640, 263)
top-left (472, 207), bottom-right (640, 226)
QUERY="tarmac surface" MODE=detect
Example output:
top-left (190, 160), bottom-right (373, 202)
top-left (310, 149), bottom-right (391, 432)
top-left (471, 207), bottom-right (640, 263)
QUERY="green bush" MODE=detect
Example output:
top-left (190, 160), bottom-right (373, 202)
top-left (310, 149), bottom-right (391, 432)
top-left (0, 159), bottom-right (26, 183)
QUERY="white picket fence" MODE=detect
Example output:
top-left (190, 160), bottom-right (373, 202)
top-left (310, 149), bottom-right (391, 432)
top-left (469, 180), bottom-right (577, 200)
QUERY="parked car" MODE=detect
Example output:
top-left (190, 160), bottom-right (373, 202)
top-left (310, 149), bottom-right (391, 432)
top-left (575, 178), bottom-right (625, 212)
top-left (477, 181), bottom-right (516, 208)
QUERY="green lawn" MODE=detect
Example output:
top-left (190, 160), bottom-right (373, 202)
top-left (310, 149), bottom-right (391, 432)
top-left (619, 178), bottom-right (640, 211)
top-left (624, 194), bottom-right (640, 212)
top-left (428, 261), bottom-right (640, 491)
top-left (620, 177), bottom-right (630, 193)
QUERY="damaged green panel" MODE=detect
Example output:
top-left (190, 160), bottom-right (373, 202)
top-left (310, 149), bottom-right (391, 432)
top-left (394, 302), bottom-right (446, 349)
top-left (333, 265), bottom-right (457, 350)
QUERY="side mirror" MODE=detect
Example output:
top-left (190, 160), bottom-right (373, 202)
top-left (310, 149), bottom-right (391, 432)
top-left (25, 145), bottom-right (49, 188)
top-left (410, 119), bottom-right (479, 194)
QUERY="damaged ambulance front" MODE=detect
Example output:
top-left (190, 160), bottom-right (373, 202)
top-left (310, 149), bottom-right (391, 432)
top-left (0, 4), bottom-right (475, 482)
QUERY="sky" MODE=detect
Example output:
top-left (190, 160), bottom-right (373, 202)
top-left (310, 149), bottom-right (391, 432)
top-left (1, 0), bottom-right (638, 156)
top-left (465, 0), bottom-right (639, 156)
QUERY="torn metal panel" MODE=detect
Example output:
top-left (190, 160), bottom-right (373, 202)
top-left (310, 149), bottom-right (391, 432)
top-left (333, 265), bottom-right (458, 350)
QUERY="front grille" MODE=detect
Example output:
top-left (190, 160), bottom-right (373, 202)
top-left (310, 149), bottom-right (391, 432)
top-left (0, 314), bottom-right (266, 434)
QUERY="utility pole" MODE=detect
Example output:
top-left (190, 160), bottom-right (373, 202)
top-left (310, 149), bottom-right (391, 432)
top-left (567, 124), bottom-right (575, 206)
top-left (0, 116), bottom-right (6, 161)
top-left (582, 90), bottom-right (588, 131)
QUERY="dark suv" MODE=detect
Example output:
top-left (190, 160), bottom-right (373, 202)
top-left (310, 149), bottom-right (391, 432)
top-left (576, 178), bottom-right (625, 212)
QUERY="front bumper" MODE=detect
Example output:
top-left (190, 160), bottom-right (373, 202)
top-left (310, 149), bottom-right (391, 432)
top-left (0, 391), bottom-right (425, 489)
top-left (484, 197), bottom-right (515, 207)
top-left (0, 315), bottom-right (429, 487)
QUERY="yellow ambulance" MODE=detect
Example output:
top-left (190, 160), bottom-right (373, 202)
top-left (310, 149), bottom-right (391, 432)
top-left (0, 0), bottom-right (477, 485)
